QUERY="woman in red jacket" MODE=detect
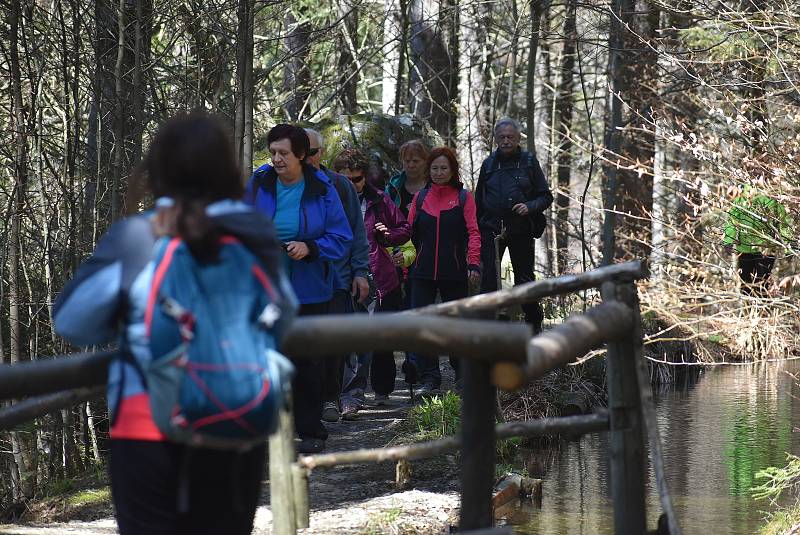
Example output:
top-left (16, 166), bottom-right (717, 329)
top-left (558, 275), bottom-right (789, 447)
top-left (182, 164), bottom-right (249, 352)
top-left (407, 147), bottom-right (481, 393)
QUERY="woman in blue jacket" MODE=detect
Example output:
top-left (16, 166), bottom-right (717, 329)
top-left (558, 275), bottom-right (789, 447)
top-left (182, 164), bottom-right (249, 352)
top-left (245, 124), bottom-right (352, 453)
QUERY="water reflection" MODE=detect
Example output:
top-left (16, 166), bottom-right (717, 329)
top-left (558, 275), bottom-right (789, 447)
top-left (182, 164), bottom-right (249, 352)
top-left (501, 361), bottom-right (800, 534)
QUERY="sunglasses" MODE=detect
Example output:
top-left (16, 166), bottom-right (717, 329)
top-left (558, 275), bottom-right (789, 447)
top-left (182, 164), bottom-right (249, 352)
top-left (348, 174), bottom-right (366, 183)
top-left (308, 147), bottom-right (320, 156)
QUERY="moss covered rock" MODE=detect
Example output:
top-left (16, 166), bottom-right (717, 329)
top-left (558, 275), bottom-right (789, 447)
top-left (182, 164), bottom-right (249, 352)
top-left (254, 113), bottom-right (442, 183)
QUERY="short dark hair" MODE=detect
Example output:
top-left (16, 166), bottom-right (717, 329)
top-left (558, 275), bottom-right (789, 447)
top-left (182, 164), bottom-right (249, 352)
top-left (267, 124), bottom-right (310, 162)
top-left (427, 146), bottom-right (461, 187)
top-left (332, 148), bottom-right (369, 174)
top-left (142, 111), bottom-right (245, 262)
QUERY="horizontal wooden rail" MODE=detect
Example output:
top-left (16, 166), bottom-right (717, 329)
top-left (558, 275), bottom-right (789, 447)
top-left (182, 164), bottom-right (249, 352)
top-left (0, 351), bottom-right (115, 400)
top-left (412, 260), bottom-right (647, 317)
top-left (492, 302), bottom-right (633, 390)
top-left (297, 411), bottom-right (609, 470)
top-left (0, 387), bottom-right (105, 430)
top-left (0, 317), bottom-right (530, 401)
top-left (281, 314), bottom-right (531, 362)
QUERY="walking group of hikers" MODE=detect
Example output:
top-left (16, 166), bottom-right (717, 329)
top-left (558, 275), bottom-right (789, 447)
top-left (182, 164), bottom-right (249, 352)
top-left (50, 112), bottom-right (553, 534)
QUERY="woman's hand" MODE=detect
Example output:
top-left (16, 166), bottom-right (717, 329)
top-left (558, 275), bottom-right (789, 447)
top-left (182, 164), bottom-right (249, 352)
top-left (286, 241), bottom-right (310, 260)
top-left (468, 268), bottom-right (481, 285)
top-left (392, 250), bottom-right (405, 267)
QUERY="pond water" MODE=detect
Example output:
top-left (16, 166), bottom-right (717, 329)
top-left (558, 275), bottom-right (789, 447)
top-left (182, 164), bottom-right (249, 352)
top-left (501, 360), bottom-right (800, 534)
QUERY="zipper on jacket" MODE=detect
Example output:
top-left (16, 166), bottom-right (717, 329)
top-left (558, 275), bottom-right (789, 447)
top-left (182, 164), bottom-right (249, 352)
top-left (434, 214), bottom-right (441, 279)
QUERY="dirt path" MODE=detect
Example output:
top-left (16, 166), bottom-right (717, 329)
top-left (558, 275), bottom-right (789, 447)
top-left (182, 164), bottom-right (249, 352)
top-left (0, 359), bottom-right (462, 535)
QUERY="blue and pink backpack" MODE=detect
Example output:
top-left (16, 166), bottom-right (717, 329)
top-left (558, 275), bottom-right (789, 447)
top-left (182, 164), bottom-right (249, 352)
top-left (144, 236), bottom-right (295, 449)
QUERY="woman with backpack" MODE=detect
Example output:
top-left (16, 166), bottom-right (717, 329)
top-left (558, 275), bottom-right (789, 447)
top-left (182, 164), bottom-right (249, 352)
top-left (244, 124), bottom-right (352, 453)
top-left (332, 148), bottom-right (412, 416)
top-left (53, 113), bottom-right (295, 535)
top-left (406, 147), bottom-right (481, 395)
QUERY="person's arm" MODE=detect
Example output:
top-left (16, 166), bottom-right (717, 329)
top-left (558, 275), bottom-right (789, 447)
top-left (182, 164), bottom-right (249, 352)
top-left (525, 154), bottom-right (554, 215)
top-left (463, 191), bottom-right (482, 271)
top-left (302, 185), bottom-right (354, 262)
top-left (53, 217), bottom-right (153, 346)
top-left (475, 161), bottom-right (487, 222)
top-left (338, 178), bottom-right (370, 279)
top-left (380, 194), bottom-right (412, 246)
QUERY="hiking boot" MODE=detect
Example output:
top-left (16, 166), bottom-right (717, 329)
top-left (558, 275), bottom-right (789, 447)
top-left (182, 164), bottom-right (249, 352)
top-left (373, 394), bottom-right (390, 406)
top-left (297, 438), bottom-right (325, 454)
top-left (341, 401), bottom-right (359, 420)
top-left (321, 401), bottom-right (340, 422)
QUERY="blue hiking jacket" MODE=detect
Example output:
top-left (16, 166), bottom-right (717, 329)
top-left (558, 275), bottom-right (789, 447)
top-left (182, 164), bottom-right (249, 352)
top-left (245, 164), bottom-right (353, 304)
top-left (320, 166), bottom-right (370, 291)
top-left (52, 201), bottom-right (297, 420)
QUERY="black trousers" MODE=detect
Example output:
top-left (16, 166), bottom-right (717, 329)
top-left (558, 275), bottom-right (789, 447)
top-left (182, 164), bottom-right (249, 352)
top-left (738, 252), bottom-right (776, 296)
top-left (408, 278), bottom-right (467, 387)
top-left (480, 228), bottom-right (544, 331)
top-left (323, 290), bottom-right (351, 404)
top-left (294, 301), bottom-right (330, 441)
top-left (371, 286), bottom-right (403, 395)
top-left (110, 439), bottom-right (265, 535)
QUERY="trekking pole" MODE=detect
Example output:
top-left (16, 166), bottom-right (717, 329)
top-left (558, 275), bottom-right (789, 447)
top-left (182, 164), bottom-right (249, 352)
top-left (494, 223), bottom-right (507, 318)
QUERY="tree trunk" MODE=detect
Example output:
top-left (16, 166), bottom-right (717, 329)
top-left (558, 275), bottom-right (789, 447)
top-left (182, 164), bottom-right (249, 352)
top-left (234, 0), bottom-right (255, 175)
top-left (603, 0), bottom-right (660, 262)
top-left (382, 0), bottom-right (408, 114)
top-left (408, 0), bottom-right (457, 142)
top-left (525, 0), bottom-right (545, 149)
top-left (554, 1), bottom-right (577, 274)
top-left (337, 0), bottom-right (360, 113)
top-left (283, 12), bottom-right (312, 120)
top-left (457, 0), bottom-right (490, 186)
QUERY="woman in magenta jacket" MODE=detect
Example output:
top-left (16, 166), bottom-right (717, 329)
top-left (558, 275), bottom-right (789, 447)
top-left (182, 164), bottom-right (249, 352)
top-left (333, 149), bottom-right (411, 409)
top-left (406, 147), bottom-right (481, 393)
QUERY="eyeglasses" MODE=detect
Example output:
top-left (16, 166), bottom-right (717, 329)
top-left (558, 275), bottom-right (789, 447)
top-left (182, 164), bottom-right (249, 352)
top-left (308, 147), bottom-right (320, 156)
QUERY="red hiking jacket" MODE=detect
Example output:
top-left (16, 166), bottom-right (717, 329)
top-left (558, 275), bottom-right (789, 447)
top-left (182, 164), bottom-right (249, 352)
top-left (408, 183), bottom-right (481, 281)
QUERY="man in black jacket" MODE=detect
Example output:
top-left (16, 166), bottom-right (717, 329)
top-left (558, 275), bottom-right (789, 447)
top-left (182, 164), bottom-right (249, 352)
top-left (475, 118), bottom-right (553, 332)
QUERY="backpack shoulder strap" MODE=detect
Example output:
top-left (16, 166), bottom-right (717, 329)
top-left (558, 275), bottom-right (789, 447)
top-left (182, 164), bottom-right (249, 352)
top-left (415, 188), bottom-right (429, 213)
top-left (458, 188), bottom-right (467, 208)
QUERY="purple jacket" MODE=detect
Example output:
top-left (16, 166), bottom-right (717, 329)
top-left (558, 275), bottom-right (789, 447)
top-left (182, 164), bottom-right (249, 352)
top-left (362, 184), bottom-right (411, 298)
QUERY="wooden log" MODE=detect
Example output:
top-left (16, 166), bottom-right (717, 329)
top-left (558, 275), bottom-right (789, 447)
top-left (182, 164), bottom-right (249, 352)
top-left (490, 302), bottom-right (633, 391)
top-left (282, 314), bottom-right (531, 363)
top-left (269, 393), bottom-right (297, 535)
top-left (297, 413), bottom-right (609, 470)
top-left (630, 299), bottom-right (683, 534)
top-left (460, 358), bottom-right (495, 530)
top-left (291, 464), bottom-right (310, 529)
top-left (602, 282), bottom-right (647, 534)
top-left (0, 387), bottom-right (104, 430)
top-left (0, 317), bottom-right (529, 402)
top-left (412, 260), bottom-right (647, 317)
top-left (0, 351), bottom-right (114, 400)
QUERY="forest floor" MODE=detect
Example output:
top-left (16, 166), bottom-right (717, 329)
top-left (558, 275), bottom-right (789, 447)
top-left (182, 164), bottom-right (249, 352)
top-left (0, 357), bottom-right (462, 535)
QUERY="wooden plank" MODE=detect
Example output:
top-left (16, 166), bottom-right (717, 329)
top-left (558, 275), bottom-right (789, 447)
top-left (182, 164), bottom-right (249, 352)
top-left (0, 387), bottom-right (104, 430)
top-left (269, 393), bottom-right (298, 535)
top-left (0, 351), bottom-right (114, 400)
top-left (460, 358), bottom-right (495, 530)
top-left (602, 282), bottom-right (647, 534)
top-left (291, 464), bottom-right (310, 529)
top-left (297, 413), bottom-right (609, 470)
top-left (282, 314), bottom-right (531, 363)
top-left (412, 260), bottom-right (647, 317)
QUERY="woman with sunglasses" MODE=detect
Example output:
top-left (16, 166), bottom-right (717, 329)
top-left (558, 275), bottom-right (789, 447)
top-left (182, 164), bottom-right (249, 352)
top-left (244, 124), bottom-right (352, 453)
top-left (332, 148), bottom-right (411, 416)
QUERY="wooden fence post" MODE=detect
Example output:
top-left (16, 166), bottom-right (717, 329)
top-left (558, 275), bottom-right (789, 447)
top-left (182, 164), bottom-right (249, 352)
top-left (459, 309), bottom-right (497, 530)
top-left (602, 281), bottom-right (647, 534)
top-left (269, 391), bottom-right (297, 535)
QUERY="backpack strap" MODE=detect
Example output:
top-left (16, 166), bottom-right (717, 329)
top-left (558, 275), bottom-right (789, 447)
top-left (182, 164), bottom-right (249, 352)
top-left (412, 188), bottom-right (430, 227)
top-left (458, 188), bottom-right (467, 208)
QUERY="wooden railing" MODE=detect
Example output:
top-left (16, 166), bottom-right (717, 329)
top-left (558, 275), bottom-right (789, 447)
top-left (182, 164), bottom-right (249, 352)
top-left (0, 260), bottom-right (679, 535)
